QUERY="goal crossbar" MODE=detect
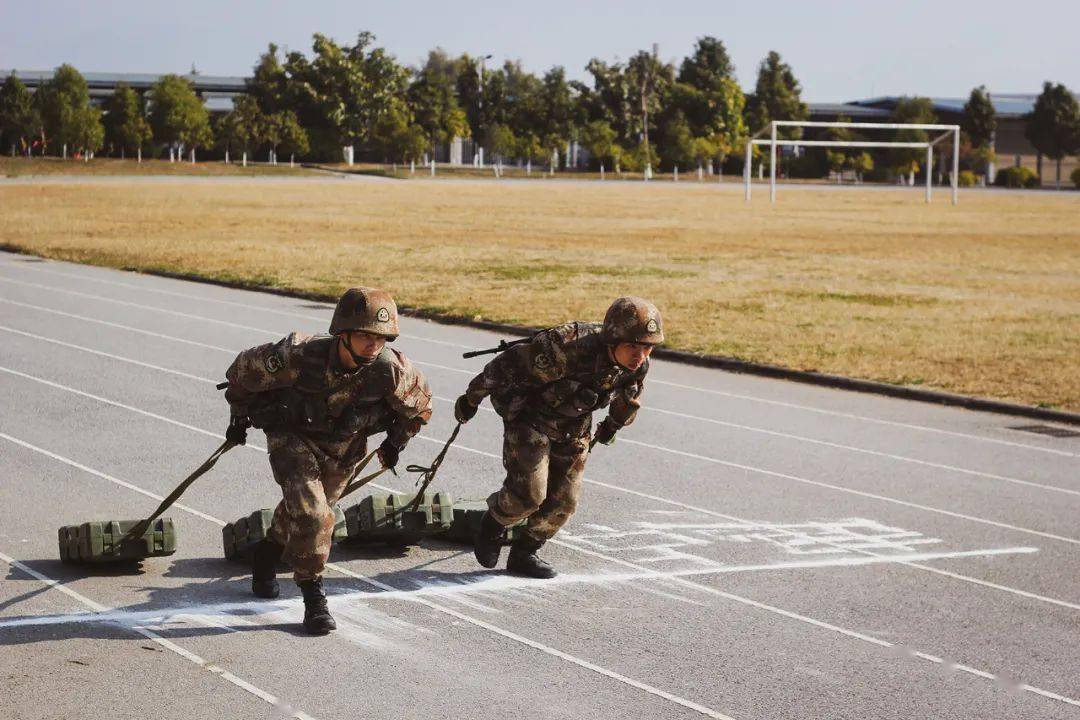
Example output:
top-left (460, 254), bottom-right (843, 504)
top-left (745, 120), bottom-right (961, 205)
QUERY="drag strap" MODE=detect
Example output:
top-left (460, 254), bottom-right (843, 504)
top-left (338, 448), bottom-right (391, 502)
top-left (119, 439), bottom-right (236, 545)
top-left (402, 422), bottom-right (462, 513)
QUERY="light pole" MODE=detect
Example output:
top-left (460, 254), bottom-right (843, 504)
top-left (476, 53), bottom-right (492, 167)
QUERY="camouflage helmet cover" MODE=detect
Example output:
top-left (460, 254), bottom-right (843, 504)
top-left (602, 296), bottom-right (664, 345)
top-left (330, 287), bottom-right (399, 339)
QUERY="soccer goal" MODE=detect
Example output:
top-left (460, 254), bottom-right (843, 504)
top-left (744, 120), bottom-right (962, 204)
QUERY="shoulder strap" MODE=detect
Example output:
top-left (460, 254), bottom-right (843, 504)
top-left (295, 335), bottom-right (334, 394)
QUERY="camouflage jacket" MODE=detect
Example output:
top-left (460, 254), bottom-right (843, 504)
top-left (224, 332), bottom-right (432, 451)
top-left (463, 322), bottom-right (647, 440)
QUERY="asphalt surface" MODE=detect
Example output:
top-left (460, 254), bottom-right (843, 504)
top-left (0, 250), bottom-right (1077, 720)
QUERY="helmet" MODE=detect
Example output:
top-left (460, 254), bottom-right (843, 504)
top-left (602, 297), bottom-right (664, 345)
top-left (329, 287), bottom-right (399, 340)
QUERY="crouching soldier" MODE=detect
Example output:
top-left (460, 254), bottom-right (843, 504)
top-left (223, 287), bottom-right (432, 634)
top-left (454, 297), bottom-right (662, 578)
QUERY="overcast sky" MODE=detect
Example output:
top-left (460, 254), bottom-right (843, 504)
top-left (2, 0), bottom-right (1077, 102)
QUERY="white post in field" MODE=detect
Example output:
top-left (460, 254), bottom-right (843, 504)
top-left (769, 122), bottom-right (777, 204)
top-left (925, 145), bottom-right (933, 203)
top-left (951, 128), bottom-right (959, 205)
top-left (744, 140), bottom-right (752, 201)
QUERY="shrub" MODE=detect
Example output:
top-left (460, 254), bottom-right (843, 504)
top-left (957, 170), bottom-right (977, 187)
top-left (994, 166), bottom-right (1039, 189)
top-left (1071, 166), bottom-right (1080, 190)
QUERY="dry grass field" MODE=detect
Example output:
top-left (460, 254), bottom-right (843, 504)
top-left (0, 177), bottom-right (1077, 410)
top-left (0, 157), bottom-right (316, 177)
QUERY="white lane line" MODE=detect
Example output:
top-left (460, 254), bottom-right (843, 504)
top-left (640, 406), bottom-right (1080, 497)
top-left (0, 261), bottom-right (471, 349)
top-left (616, 436), bottom-right (1080, 548)
top-left (4, 296), bottom-right (1075, 505)
top-left (0, 549), bottom-right (319, 720)
top-left (0, 325), bottom-right (218, 385)
top-left (0, 433), bottom-right (737, 720)
top-left (4, 359), bottom-right (1079, 612)
top-left (4, 380), bottom-right (1078, 710)
top-left (2, 259), bottom-right (1073, 459)
top-left (645, 377), bottom-right (1078, 459)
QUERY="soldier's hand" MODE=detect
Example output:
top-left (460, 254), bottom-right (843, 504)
top-left (593, 419), bottom-right (618, 446)
top-left (226, 415), bottom-right (250, 446)
top-left (377, 439), bottom-right (400, 469)
top-left (454, 395), bottom-right (478, 424)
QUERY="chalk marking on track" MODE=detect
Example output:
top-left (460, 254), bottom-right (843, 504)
top-left (615, 436), bottom-right (1080, 547)
top-left (2, 259), bottom-right (1073, 458)
top-left (0, 436), bottom-right (738, 720)
top-left (3, 386), bottom-right (1078, 710)
top-left (2, 299), bottom-right (1072, 502)
top-left (0, 550), bottom-right (319, 720)
top-left (2, 361), bottom-right (1078, 613)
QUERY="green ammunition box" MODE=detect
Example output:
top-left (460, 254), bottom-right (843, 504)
top-left (58, 518), bottom-right (177, 564)
top-left (444, 500), bottom-right (525, 545)
top-left (223, 506), bottom-right (347, 562)
top-left (342, 492), bottom-right (454, 544)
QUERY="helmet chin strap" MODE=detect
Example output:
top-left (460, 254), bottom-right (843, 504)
top-left (340, 333), bottom-right (376, 367)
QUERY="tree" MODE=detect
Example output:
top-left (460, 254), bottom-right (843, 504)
top-left (1025, 81), bottom-right (1080, 188)
top-left (276, 110), bottom-right (309, 163)
top-left (371, 97), bottom-right (425, 163)
top-left (626, 49), bottom-right (674, 164)
top-left (35, 64), bottom-right (103, 157)
top-left (102, 84), bottom-right (150, 158)
top-left (889, 97), bottom-right (936, 183)
top-left (0, 74), bottom-right (38, 156)
top-left (224, 95), bottom-right (264, 163)
top-left (583, 59), bottom-right (634, 145)
top-left (147, 74), bottom-right (213, 159)
top-left (485, 123), bottom-right (516, 165)
top-left (249, 43), bottom-right (288, 115)
top-left (408, 48), bottom-right (469, 157)
top-left (539, 66), bottom-right (574, 167)
top-left (580, 119), bottom-right (618, 169)
top-left (659, 110), bottom-right (695, 170)
top-left (678, 36), bottom-right (735, 91)
top-left (747, 51), bottom-right (808, 139)
top-left (962, 86), bottom-right (996, 149)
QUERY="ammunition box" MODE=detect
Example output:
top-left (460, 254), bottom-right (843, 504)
top-left (222, 506), bottom-right (347, 562)
top-left (445, 501), bottom-right (525, 545)
top-left (58, 518), bottom-right (177, 564)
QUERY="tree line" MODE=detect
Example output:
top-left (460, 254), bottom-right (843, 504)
top-left (1, 32), bottom-right (1078, 183)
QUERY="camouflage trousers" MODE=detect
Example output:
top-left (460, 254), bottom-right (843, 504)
top-left (265, 431), bottom-right (363, 581)
top-left (488, 420), bottom-right (590, 542)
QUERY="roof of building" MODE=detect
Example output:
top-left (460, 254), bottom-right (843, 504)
top-left (806, 102), bottom-right (892, 119)
top-left (0, 69), bottom-right (247, 93)
top-left (845, 93), bottom-right (1073, 118)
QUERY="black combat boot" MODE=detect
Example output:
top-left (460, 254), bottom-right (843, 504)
top-left (473, 511), bottom-right (506, 569)
top-left (298, 577), bottom-right (336, 635)
top-left (506, 535), bottom-right (557, 579)
top-left (250, 538), bottom-right (284, 599)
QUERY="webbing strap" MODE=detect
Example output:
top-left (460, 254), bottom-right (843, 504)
top-left (338, 448), bottom-right (391, 501)
top-left (401, 422), bottom-right (462, 513)
top-left (118, 439), bottom-right (236, 545)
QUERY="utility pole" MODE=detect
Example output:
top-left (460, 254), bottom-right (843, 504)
top-left (476, 53), bottom-right (492, 167)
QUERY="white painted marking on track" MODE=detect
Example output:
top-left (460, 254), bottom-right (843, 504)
top-left (0, 550), bottom-right (319, 720)
top-left (2, 361), bottom-right (1078, 614)
top-left (2, 258), bottom-right (1073, 458)
top-left (3, 394), bottom-right (1078, 708)
top-left (0, 438), bottom-right (737, 719)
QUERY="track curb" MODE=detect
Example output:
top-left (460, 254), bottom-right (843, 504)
top-left (3, 246), bottom-right (1078, 427)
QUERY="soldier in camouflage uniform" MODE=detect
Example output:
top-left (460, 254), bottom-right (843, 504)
top-left (454, 297), bottom-right (663, 578)
top-left (223, 287), bottom-right (432, 634)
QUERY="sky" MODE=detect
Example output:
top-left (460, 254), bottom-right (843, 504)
top-left (2, 0), bottom-right (1078, 102)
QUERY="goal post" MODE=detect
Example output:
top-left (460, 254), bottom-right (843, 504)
top-left (744, 120), bottom-right (961, 205)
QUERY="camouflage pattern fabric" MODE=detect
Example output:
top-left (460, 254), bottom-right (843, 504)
top-left (488, 421), bottom-right (589, 542)
top-left (465, 321), bottom-right (650, 540)
top-left (225, 332), bottom-right (433, 580)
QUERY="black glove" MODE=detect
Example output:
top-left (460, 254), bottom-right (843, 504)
top-left (226, 415), bottom-right (249, 446)
top-left (377, 439), bottom-right (400, 469)
top-left (593, 419), bottom-right (618, 446)
top-left (454, 395), bottom-right (478, 424)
